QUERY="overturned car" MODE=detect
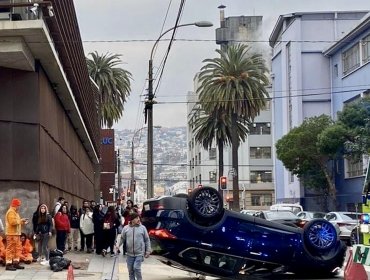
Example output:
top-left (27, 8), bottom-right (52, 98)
top-left (141, 187), bottom-right (346, 279)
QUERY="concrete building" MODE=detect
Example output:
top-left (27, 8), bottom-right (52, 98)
top-left (323, 12), bottom-right (370, 210)
top-left (187, 8), bottom-right (274, 210)
top-left (0, 0), bottom-right (100, 230)
top-left (269, 11), bottom-right (369, 209)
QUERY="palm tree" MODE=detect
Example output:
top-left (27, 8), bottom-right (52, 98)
top-left (197, 44), bottom-right (270, 210)
top-left (86, 51), bottom-right (132, 128)
top-left (192, 106), bottom-right (249, 197)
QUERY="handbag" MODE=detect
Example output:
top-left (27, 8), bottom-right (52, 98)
top-left (103, 222), bottom-right (111, 230)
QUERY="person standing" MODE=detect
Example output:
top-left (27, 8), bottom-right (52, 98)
top-left (119, 212), bottom-right (151, 280)
top-left (5, 198), bottom-right (29, 271)
top-left (92, 204), bottom-right (105, 255)
top-left (101, 206), bottom-right (120, 257)
top-left (52, 197), bottom-right (65, 217)
top-left (79, 207), bottom-right (94, 253)
top-left (34, 204), bottom-right (53, 265)
top-left (68, 205), bottom-right (80, 251)
top-left (54, 205), bottom-right (70, 253)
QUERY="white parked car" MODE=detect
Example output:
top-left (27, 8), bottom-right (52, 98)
top-left (324, 212), bottom-right (361, 244)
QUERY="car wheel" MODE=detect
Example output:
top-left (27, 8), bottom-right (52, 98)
top-left (303, 219), bottom-right (337, 252)
top-left (188, 187), bottom-right (223, 220)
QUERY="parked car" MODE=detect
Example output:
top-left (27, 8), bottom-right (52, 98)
top-left (324, 212), bottom-right (361, 244)
top-left (141, 187), bottom-right (346, 279)
top-left (253, 210), bottom-right (305, 228)
top-left (240, 209), bottom-right (258, 216)
top-left (270, 203), bottom-right (303, 214)
top-left (297, 211), bottom-right (326, 222)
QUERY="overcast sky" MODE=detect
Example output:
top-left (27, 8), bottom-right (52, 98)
top-left (74, 0), bottom-right (369, 131)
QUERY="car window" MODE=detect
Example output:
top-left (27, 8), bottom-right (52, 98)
top-left (297, 212), bottom-right (306, 219)
top-left (325, 213), bottom-right (336, 221)
top-left (312, 212), bottom-right (325, 218)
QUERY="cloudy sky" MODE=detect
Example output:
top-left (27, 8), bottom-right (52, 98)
top-left (74, 0), bottom-right (369, 131)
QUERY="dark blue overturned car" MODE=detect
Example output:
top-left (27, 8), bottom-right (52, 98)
top-left (141, 187), bottom-right (346, 279)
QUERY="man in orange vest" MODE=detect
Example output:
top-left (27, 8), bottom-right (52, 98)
top-left (5, 198), bottom-right (29, 271)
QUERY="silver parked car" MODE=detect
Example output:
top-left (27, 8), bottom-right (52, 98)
top-left (324, 212), bottom-right (361, 244)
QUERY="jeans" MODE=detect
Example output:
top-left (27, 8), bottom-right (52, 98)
top-left (37, 233), bottom-right (50, 260)
top-left (126, 255), bottom-right (144, 280)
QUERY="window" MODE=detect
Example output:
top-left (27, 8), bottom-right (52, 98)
top-left (199, 174), bottom-right (202, 184)
top-left (198, 152), bottom-right (201, 165)
top-left (250, 147), bottom-right (271, 159)
top-left (195, 156), bottom-right (198, 166)
top-left (362, 34), bottom-right (370, 64)
top-left (345, 155), bottom-right (368, 178)
top-left (251, 193), bottom-right (273, 206)
top-left (250, 170), bottom-right (272, 183)
top-left (209, 171), bottom-right (217, 183)
top-left (249, 123), bottom-right (271, 135)
top-left (209, 148), bottom-right (216, 160)
top-left (342, 44), bottom-right (360, 75)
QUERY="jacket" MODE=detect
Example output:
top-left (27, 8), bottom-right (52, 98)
top-left (80, 212), bottom-right (94, 235)
top-left (35, 214), bottom-right (53, 234)
top-left (5, 206), bottom-right (23, 235)
top-left (54, 212), bottom-right (70, 232)
top-left (119, 223), bottom-right (151, 257)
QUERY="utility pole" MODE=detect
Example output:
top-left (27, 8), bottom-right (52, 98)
top-left (146, 58), bottom-right (154, 199)
top-left (117, 149), bottom-right (122, 200)
top-left (130, 140), bottom-right (135, 203)
top-left (145, 21), bottom-right (212, 199)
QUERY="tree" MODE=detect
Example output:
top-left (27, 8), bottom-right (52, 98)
top-left (276, 115), bottom-right (336, 208)
top-left (197, 44), bottom-right (270, 210)
top-left (191, 106), bottom-right (249, 196)
top-left (86, 51), bottom-right (132, 128)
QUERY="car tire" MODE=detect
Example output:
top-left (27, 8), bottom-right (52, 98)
top-left (303, 219), bottom-right (337, 253)
top-left (188, 187), bottom-right (223, 221)
top-left (350, 226), bottom-right (362, 246)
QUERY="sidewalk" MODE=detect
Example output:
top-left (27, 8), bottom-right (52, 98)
top-left (0, 250), bottom-right (122, 280)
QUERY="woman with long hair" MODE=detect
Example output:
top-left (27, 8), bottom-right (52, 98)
top-left (34, 204), bottom-right (53, 265)
top-left (92, 204), bottom-right (105, 255)
top-left (54, 204), bottom-right (70, 253)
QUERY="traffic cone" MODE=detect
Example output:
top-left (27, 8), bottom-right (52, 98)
top-left (67, 264), bottom-right (74, 280)
top-left (344, 249), bottom-right (368, 280)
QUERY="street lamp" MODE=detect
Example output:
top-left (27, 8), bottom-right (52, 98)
top-left (146, 20), bottom-right (213, 199)
top-left (131, 126), bottom-right (161, 202)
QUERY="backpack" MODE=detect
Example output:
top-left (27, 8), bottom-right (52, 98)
top-left (51, 202), bottom-right (60, 217)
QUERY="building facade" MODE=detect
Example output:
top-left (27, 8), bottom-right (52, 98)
top-left (269, 11), bottom-right (369, 210)
top-left (323, 12), bottom-right (370, 210)
top-left (0, 0), bottom-right (100, 230)
top-left (187, 11), bottom-right (274, 210)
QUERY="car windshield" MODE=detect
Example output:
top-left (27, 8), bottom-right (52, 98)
top-left (312, 212), bottom-right (325, 218)
top-left (265, 211), bottom-right (297, 219)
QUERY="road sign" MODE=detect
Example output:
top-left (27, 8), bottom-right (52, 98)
top-left (353, 244), bottom-right (370, 265)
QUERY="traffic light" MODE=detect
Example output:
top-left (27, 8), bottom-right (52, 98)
top-left (220, 176), bottom-right (227, 190)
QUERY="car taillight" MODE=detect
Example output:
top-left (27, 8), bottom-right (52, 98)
top-left (149, 229), bottom-right (177, 239)
top-left (297, 220), bottom-right (307, 227)
top-left (337, 222), bottom-right (353, 228)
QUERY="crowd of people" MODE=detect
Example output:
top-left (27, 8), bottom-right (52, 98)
top-left (0, 196), bottom-right (150, 274)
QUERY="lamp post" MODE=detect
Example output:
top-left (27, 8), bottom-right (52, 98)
top-left (131, 126), bottom-right (161, 203)
top-left (146, 21), bottom-right (213, 199)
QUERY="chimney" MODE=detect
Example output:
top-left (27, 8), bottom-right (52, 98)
top-left (218, 4), bottom-right (226, 28)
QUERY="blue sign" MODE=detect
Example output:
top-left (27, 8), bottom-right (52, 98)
top-left (101, 137), bottom-right (113, 145)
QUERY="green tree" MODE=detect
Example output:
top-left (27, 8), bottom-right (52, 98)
top-left (276, 115), bottom-right (336, 208)
top-left (197, 44), bottom-right (270, 210)
top-left (191, 106), bottom-right (248, 195)
top-left (318, 97), bottom-right (370, 160)
top-left (87, 51), bottom-right (132, 128)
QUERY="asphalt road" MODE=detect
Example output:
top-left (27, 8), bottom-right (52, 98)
top-left (136, 254), bottom-right (370, 280)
